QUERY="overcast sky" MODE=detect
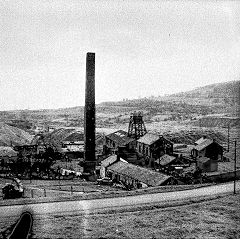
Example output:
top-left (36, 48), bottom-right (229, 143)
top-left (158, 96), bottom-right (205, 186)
top-left (1, 0), bottom-right (240, 110)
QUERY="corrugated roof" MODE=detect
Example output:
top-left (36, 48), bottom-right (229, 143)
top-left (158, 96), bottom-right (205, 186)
top-left (156, 154), bottom-right (176, 166)
top-left (106, 130), bottom-right (134, 146)
top-left (194, 139), bottom-right (213, 151)
top-left (137, 133), bottom-right (161, 145)
top-left (108, 161), bottom-right (171, 186)
top-left (64, 132), bottom-right (84, 142)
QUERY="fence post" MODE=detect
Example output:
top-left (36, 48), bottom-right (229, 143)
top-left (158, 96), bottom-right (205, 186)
top-left (44, 189), bottom-right (46, 197)
top-left (31, 189), bottom-right (33, 198)
top-left (234, 140), bottom-right (237, 194)
top-left (71, 186), bottom-right (73, 195)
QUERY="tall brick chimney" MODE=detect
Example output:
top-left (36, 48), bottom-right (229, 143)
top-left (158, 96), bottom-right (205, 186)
top-left (83, 52), bottom-right (96, 179)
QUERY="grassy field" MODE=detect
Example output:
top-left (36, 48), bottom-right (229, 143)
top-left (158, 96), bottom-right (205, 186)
top-left (28, 194), bottom-right (240, 239)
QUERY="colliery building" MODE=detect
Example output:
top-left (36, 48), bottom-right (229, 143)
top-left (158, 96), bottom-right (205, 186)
top-left (192, 137), bottom-right (223, 160)
top-left (104, 130), bottom-right (136, 152)
top-left (99, 154), bottom-right (127, 178)
top-left (103, 130), bottom-right (138, 163)
top-left (136, 133), bottom-right (173, 167)
top-left (105, 158), bottom-right (175, 188)
top-left (191, 136), bottom-right (224, 172)
top-left (0, 146), bottom-right (18, 174)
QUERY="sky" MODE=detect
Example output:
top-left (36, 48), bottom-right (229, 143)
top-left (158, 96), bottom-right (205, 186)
top-left (1, 0), bottom-right (240, 110)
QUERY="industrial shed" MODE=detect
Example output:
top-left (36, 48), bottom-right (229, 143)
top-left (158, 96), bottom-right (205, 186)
top-left (63, 132), bottom-right (84, 142)
top-left (61, 132), bottom-right (104, 160)
top-left (0, 147), bottom-right (18, 173)
top-left (103, 130), bottom-right (137, 163)
top-left (137, 133), bottom-right (173, 158)
top-left (156, 154), bottom-right (177, 167)
top-left (191, 137), bottom-right (223, 161)
top-left (100, 154), bottom-right (127, 178)
top-left (107, 161), bottom-right (174, 187)
top-left (104, 130), bottom-right (135, 151)
top-left (136, 133), bottom-right (173, 167)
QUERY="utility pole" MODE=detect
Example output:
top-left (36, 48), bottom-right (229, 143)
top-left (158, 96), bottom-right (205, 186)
top-left (234, 140), bottom-right (237, 194)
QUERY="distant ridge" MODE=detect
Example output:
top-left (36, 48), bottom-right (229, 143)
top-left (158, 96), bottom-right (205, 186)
top-left (163, 80), bottom-right (240, 103)
top-left (0, 80), bottom-right (239, 118)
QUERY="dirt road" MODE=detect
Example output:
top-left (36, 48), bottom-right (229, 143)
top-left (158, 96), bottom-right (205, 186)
top-left (0, 181), bottom-right (239, 221)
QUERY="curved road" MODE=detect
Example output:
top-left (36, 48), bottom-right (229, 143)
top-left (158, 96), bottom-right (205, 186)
top-left (0, 181), bottom-right (239, 220)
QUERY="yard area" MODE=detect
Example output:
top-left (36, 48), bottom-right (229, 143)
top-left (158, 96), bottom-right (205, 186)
top-left (30, 194), bottom-right (240, 239)
top-left (0, 178), bottom-right (125, 199)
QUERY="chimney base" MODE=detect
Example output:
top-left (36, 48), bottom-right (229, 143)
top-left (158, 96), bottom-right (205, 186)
top-left (82, 161), bottom-right (97, 181)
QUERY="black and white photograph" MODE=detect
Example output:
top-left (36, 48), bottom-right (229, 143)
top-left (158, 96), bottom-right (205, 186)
top-left (0, 1), bottom-right (239, 238)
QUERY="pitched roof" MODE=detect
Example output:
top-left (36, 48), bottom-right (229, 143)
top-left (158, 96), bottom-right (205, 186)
top-left (106, 130), bottom-right (134, 146)
top-left (173, 144), bottom-right (187, 150)
top-left (107, 161), bottom-right (171, 186)
top-left (101, 155), bottom-right (128, 167)
top-left (195, 137), bottom-right (208, 145)
top-left (157, 154), bottom-right (176, 166)
top-left (101, 155), bottom-right (119, 167)
top-left (174, 144), bottom-right (195, 154)
top-left (194, 139), bottom-right (213, 151)
top-left (64, 132), bottom-right (84, 142)
top-left (0, 123), bottom-right (32, 146)
top-left (163, 137), bottom-right (174, 145)
top-left (197, 157), bottom-right (210, 164)
top-left (137, 133), bottom-right (162, 145)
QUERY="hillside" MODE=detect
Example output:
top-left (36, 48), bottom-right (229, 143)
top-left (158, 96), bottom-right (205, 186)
top-left (0, 80), bottom-right (239, 129)
top-left (161, 80), bottom-right (240, 115)
top-left (168, 80), bottom-right (239, 99)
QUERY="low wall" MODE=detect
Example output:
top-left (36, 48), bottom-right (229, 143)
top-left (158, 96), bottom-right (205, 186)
top-left (207, 170), bottom-right (240, 182)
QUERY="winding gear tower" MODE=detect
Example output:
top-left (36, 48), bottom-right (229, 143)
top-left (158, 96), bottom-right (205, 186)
top-left (128, 112), bottom-right (147, 140)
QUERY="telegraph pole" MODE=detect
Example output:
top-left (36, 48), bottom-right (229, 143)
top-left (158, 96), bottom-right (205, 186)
top-left (234, 140), bottom-right (237, 194)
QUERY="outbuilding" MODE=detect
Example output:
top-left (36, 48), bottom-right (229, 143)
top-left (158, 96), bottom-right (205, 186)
top-left (107, 161), bottom-right (175, 188)
top-left (191, 137), bottom-right (223, 161)
top-left (196, 157), bottom-right (218, 173)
